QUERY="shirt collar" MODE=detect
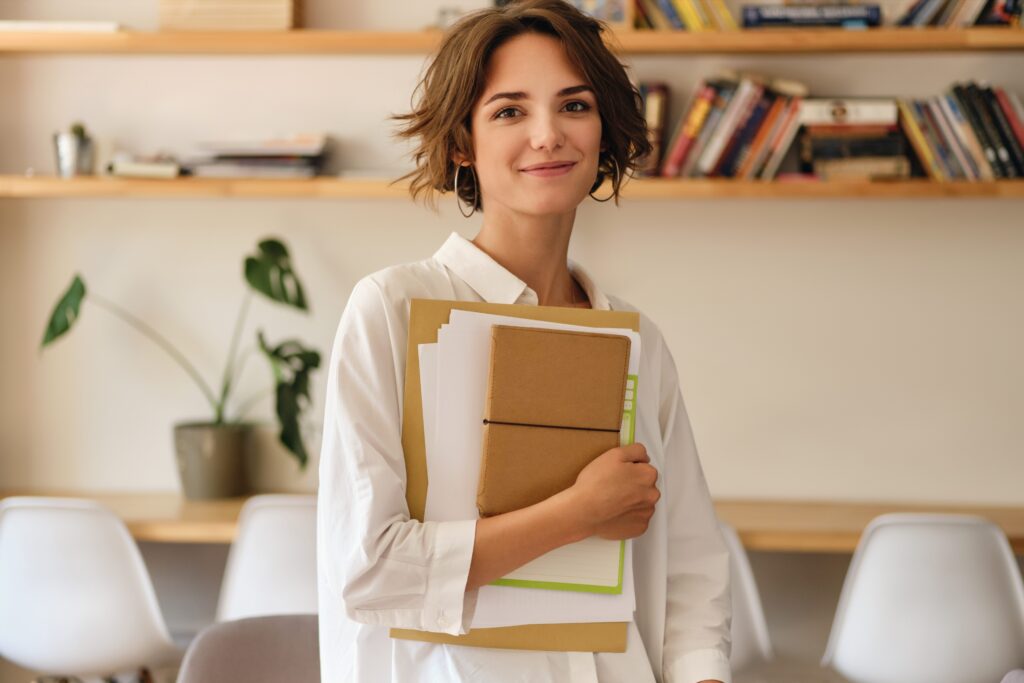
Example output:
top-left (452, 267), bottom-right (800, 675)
top-left (432, 231), bottom-right (612, 311)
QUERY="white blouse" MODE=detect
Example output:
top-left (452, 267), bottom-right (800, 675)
top-left (316, 231), bottom-right (732, 683)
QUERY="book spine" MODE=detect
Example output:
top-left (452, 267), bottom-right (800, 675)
top-left (721, 92), bottom-right (776, 177)
top-left (669, 0), bottom-right (708, 30)
top-left (683, 81), bottom-right (738, 177)
top-left (661, 82), bottom-right (716, 177)
top-left (981, 85), bottom-right (1024, 176)
top-left (965, 82), bottom-right (1017, 178)
top-left (760, 97), bottom-right (804, 180)
top-left (952, 84), bottom-right (1006, 177)
top-left (710, 0), bottom-right (741, 28)
top-left (656, 0), bottom-right (689, 28)
top-left (742, 4), bottom-right (882, 26)
top-left (712, 85), bottom-right (768, 177)
top-left (937, 95), bottom-right (985, 179)
top-left (993, 87), bottom-right (1024, 154)
top-left (809, 135), bottom-right (907, 159)
top-left (898, 99), bottom-right (944, 180)
top-left (916, 99), bottom-right (961, 179)
top-left (800, 99), bottom-right (898, 126)
top-left (697, 78), bottom-right (759, 175)
top-left (638, 0), bottom-right (675, 29)
top-left (928, 97), bottom-right (974, 179)
top-left (739, 96), bottom-right (788, 178)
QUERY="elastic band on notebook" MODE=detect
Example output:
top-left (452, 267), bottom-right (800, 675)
top-left (482, 419), bottom-right (619, 433)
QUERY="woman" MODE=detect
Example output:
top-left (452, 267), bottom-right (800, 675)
top-left (316, 2), bottom-right (732, 681)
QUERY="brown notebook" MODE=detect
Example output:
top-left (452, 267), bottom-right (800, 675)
top-left (477, 325), bottom-right (631, 518)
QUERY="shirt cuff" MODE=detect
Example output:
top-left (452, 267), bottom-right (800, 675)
top-left (664, 647), bottom-right (733, 683)
top-left (423, 518), bottom-right (477, 635)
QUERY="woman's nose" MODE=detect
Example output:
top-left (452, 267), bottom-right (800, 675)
top-left (530, 113), bottom-right (564, 152)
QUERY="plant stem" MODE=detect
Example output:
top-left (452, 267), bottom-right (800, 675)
top-left (89, 294), bottom-right (219, 413)
top-left (233, 386), bottom-right (275, 422)
top-left (216, 291), bottom-right (253, 423)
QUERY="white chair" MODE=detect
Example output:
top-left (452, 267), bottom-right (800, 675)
top-left (822, 513), bottom-right (1024, 683)
top-left (216, 494), bottom-right (317, 621)
top-left (720, 521), bottom-right (774, 671)
top-left (0, 497), bottom-right (180, 679)
top-left (177, 614), bottom-right (319, 683)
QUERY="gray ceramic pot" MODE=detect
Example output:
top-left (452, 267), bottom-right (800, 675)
top-left (173, 422), bottom-right (249, 500)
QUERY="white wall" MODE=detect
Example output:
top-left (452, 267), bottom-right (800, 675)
top-left (2, 1), bottom-right (1023, 680)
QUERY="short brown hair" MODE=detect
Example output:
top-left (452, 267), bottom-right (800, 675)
top-left (391, 0), bottom-right (651, 212)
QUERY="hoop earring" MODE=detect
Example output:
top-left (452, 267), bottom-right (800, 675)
top-left (454, 164), bottom-right (478, 218)
top-left (589, 157), bottom-right (620, 203)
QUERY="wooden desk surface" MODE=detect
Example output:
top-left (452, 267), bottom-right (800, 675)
top-left (3, 492), bottom-right (1023, 553)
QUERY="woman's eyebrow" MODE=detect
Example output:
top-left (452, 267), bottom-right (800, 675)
top-left (482, 84), bottom-right (594, 106)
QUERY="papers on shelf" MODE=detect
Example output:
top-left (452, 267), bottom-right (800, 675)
top-left (418, 309), bottom-right (642, 629)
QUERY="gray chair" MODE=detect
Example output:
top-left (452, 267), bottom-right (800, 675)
top-left (177, 614), bottom-right (319, 683)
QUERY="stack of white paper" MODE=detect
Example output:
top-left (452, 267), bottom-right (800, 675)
top-left (419, 310), bottom-right (641, 629)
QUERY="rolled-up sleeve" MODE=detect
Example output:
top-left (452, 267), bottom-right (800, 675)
top-left (318, 277), bottom-right (477, 635)
top-left (657, 338), bottom-right (733, 683)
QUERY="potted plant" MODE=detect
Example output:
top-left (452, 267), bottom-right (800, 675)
top-left (40, 238), bottom-right (321, 499)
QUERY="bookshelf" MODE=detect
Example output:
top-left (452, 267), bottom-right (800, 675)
top-left (1, 26), bottom-right (1022, 197)
top-left (0, 27), bottom-right (1022, 55)
top-left (3, 175), bottom-right (1024, 199)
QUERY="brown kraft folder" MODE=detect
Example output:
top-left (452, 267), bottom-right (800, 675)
top-left (391, 298), bottom-right (639, 653)
top-left (477, 326), bottom-right (631, 517)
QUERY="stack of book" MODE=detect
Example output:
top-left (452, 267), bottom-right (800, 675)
top-left (798, 99), bottom-right (911, 180)
top-left (159, 0), bottom-right (297, 30)
top-left (742, 3), bottom-right (883, 27)
top-left (898, 82), bottom-right (1024, 180)
top-left (895, 0), bottom-right (1021, 26)
top-left (182, 133), bottom-right (329, 179)
top-left (635, 0), bottom-right (740, 30)
top-left (657, 72), bottom-right (809, 179)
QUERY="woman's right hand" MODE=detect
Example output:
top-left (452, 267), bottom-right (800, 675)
top-left (568, 443), bottom-right (660, 541)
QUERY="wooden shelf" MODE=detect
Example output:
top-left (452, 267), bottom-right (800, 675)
top-left (0, 27), bottom-right (1021, 55)
top-left (4, 491), bottom-right (1024, 551)
top-left (3, 175), bottom-right (1024, 199)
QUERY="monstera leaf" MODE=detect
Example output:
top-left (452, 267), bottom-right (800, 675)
top-left (244, 239), bottom-right (308, 312)
top-left (258, 331), bottom-right (321, 467)
top-left (41, 275), bottom-right (87, 347)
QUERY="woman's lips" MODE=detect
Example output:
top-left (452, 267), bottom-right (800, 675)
top-left (521, 162), bottom-right (576, 177)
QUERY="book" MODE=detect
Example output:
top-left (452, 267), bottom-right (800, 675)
top-left (661, 81), bottom-right (716, 177)
top-left (964, 83), bottom-right (1017, 177)
top-left (737, 96), bottom-right (789, 178)
top-left (937, 95), bottom-right (989, 179)
top-left (800, 99), bottom-right (899, 127)
top-left (993, 87), bottom-right (1024, 158)
top-left (696, 76), bottom-right (763, 176)
top-left (640, 82), bottom-right (670, 175)
top-left (682, 77), bottom-right (739, 177)
top-left (701, 0), bottom-right (741, 29)
top-left (760, 97), bottom-right (805, 180)
top-left (478, 326), bottom-right (631, 518)
top-left (106, 158), bottom-right (180, 179)
top-left (742, 4), bottom-right (882, 26)
top-left (898, 99), bottom-right (945, 180)
top-left (951, 84), bottom-right (1006, 177)
top-left (656, 0), bottom-right (689, 28)
top-left (813, 156), bottom-right (911, 180)
top-left (980, 84), bottom-right (1024, 176)
top-left (637, 0), bottom-right (676, 29)
top-left (913, 99), bottom-right (959, 179)
top-left (0, 20), bottom-right (121, 32)
top-left (923, 99), bottom-right (968, 179)
top-left (717, 90), bottom-right (776, 177)
top-left (929, 97), bottom-right (978, 179)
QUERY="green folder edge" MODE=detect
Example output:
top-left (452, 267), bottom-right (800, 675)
top-left (488, 374), bottom-right (639, 595)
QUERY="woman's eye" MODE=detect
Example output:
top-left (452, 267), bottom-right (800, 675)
top-left (565, 101), bottom-right (591, 113)
top-left (495, 107), bottom-right (520, 119)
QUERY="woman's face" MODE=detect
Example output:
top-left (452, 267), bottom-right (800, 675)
top-left (465, 32), bottom-right (603, 217)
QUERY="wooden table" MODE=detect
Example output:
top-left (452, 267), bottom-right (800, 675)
top-left (3, 492), bottom-right (1023, 553)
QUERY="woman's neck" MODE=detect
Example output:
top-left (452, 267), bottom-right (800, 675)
top-left (471, 208), bottom-right (587, 308)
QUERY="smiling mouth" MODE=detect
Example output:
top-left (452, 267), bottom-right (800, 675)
top-left (521, 162), bottom-right (576, 176)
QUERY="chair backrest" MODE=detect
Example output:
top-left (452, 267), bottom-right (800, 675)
top-left (178, 614), bottom-right (319, 683)
top-left (822, 513), bottom-right (1024, 683)
top-left (720, 521), bottom-right (774, 671)
top-left (0, 497), bottom-right (178, 676)
top-left (216, 494), bottom-right (317, 621)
